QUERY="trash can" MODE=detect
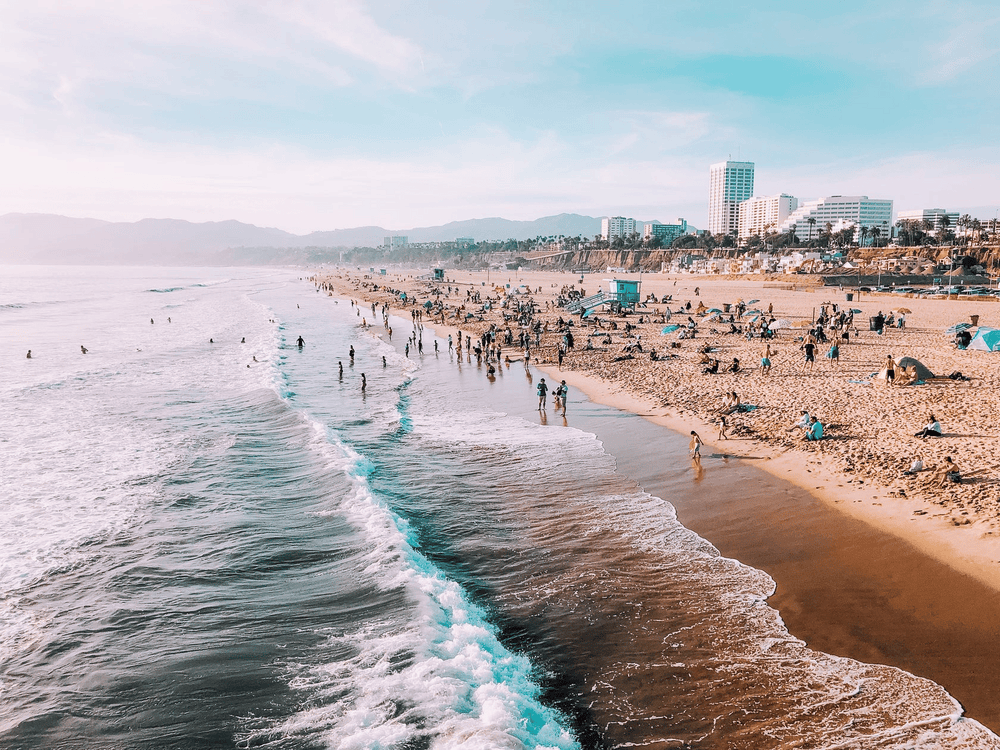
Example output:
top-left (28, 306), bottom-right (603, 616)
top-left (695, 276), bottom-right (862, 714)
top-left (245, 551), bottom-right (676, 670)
top-left (971, 314), bottom-right (980, 326)
top-left (723, 303), bottom-right (731, 312)
top-left (846, 293), bottom-right (854, 301)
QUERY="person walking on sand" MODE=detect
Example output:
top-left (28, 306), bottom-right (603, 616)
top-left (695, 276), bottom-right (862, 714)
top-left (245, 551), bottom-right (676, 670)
top-left (884, 354), bottom-right (895, 384)
top-left (717, 415), bottom-right (728, 440)
top-left (801, 339), bottom-right (816, 372)
top-left (689, 431), bottom-right (703, 464)
top-left (536, 377), bottom-right (548, 410)
top-left (760, 343), bottom-right (774, 374)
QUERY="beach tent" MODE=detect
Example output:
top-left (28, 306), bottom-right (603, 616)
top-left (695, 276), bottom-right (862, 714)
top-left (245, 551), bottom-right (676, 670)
top-left (895, 357), bottom-right (935, 380)
top-left (769, 318), bottom-right (792, 329)
top-left (945, 322), bottom-right (973, 335)
top-left (968, 327), bottom-right (1000, 352)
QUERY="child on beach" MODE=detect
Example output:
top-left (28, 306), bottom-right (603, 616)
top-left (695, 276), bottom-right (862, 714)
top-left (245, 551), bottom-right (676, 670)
top-left (717, 416), bottom-right (728, 441)
top-left (689, 431), bottom-right (703, 463)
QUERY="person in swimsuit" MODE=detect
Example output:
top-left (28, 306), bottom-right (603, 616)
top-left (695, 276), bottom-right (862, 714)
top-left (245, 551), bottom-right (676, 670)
top-left (689, 431), bottom-right (703, 464)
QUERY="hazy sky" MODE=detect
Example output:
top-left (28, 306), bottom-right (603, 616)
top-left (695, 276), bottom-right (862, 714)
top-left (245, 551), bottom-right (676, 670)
top-left (1, 0), bottom-right (998, 233)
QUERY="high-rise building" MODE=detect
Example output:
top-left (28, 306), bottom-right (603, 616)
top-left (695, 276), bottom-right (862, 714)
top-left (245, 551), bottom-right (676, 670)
top-left (383, 235), bottom-right (408, 248)
top-left (708, 161), bottom-right (754, 236)
top-left (601, 216), bottom-right (637, 241)
top-left (643, 219), bottom-right (688, 246)
top-left (738, 194), bottom-right (798, 239)
top-left (778, 196), bottom-right (893, 245)
top-left (896, 208), bottom-right (959, 230)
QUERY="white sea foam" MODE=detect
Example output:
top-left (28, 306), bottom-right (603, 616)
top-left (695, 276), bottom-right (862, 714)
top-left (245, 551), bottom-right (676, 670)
top-left (239, 413), bottom-right (580, 749)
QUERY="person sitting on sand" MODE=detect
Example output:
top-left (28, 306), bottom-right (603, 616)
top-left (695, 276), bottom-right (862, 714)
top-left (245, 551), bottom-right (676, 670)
top-left (903, 456), bottom-right (924, 475)
top-left (914, 413), bottom-right (942, 438)
top-left (717, 391), bottom-right (741, 415)
top-left (893, 365), bottom-right (917, 387)
top-left (728, 357), bottom-right (740, 373)
top-left (786, 409), bottom-right (810, 433)
top-left (805, 416), bottom-right (824, 441)
top-left (930, 456), bottom-right (961, 485)
top-left (697, 351), bottom-right (711, 364)
top-left (703, 358), bottom-right (720, 375)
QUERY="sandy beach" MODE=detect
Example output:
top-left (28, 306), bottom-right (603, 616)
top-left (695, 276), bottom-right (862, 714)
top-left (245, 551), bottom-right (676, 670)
top-left (318, 266), bottom-right (1000, 594)
top-left (315, 266), bottom-right (1000, 729)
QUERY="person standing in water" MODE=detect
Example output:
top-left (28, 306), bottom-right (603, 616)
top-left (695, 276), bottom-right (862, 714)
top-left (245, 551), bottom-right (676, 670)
top-left (361, 373), bottom-right (367, 393)
top-left (349, 345), bottom-right (355, 362)
top-left (689, 431), bottom-right (703, 464)
top-left (296, 335), bottom-right (305, 347)
top-left (536, 377), bottom-right (548, 410)
top-left (382, 356), bottom-right (387, 368)
top-left (26, 350), bottom-right (31, 359)
top-left (80, 345), bottom-right (88, 354)
top-left (338, 361), bottom-right (344, 380)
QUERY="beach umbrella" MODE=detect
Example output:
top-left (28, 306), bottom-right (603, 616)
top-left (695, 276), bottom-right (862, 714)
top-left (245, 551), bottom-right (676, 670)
top-left (747, 299), bottom-right (760, 304)
top-left (660, 324), bottom-right (680, 334)
top-left (769, 319), bottom-right (792, 329)
top-left (707, 307), bottom-right (723, 313)
top-left (945, 322), bottom-right (972, 335)
top-left (850, 308), bottom-right (863, 313)
top-left (893, 307), bottom-right (912, 314)
top-left (423, 300), bottom-right (433, 308)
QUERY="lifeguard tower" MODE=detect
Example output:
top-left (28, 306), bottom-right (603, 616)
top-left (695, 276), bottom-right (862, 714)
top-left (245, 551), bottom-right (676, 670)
top-left (433, 268), bottom-right (445, 281)
top-left (563, 277), bottom-right (641, 315)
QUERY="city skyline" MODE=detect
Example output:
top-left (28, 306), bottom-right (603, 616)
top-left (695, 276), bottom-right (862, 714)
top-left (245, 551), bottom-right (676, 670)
top-left (0, 1), bottom-right (998, 234)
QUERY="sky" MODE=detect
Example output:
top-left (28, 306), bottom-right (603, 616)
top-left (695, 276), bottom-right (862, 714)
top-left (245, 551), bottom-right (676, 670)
top-left (1, 0), bottom-right (998, 234)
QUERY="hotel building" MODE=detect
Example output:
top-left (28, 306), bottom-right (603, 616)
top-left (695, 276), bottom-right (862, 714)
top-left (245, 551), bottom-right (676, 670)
top-left (708, 160), bottom-right (755, 236)
top-left (737, 194), bottom-right (799, 239)
top-left (643, 219), bottom-right (689, 246)
top-left (896, 208), bottom-right (959, 230)
top-left (601, 216), bottom-right (637, 241)
top-left (779, 196), bottom-right (893, 244)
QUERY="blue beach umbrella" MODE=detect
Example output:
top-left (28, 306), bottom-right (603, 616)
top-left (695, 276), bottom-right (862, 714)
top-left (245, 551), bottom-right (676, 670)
top-left (945, 322), bottom-right (973, 335)
top-left (660, 324), bottom-right (680, 334)
top-left (747, 299), bottom-right (760, 304)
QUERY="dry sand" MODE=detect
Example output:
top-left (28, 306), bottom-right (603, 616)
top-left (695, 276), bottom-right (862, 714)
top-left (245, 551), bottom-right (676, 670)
top-left (317, 267), bottom-right (1000, 594)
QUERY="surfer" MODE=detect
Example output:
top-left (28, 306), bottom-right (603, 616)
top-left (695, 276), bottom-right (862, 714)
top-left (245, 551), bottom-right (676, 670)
top-left (81, 345), bottom-right (88, 354)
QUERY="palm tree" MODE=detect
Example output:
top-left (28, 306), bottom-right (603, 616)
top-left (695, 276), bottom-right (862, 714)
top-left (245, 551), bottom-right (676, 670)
top-left (859, 225), bottom-right (870, 247)
top-left (807, 217), bottom-right (817, 243)
top-left (870, 225), bottom-right (882, 247)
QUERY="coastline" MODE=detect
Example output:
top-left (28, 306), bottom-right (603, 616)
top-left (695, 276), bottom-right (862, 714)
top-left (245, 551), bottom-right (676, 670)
top-left (315, 267), bottom-right (1000, 732)
top-left (318, 267), bottom-right (1000, 595)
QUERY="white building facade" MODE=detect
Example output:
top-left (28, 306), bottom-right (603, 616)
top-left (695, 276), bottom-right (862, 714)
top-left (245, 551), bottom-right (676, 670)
top-left (737, 194), bottom-right (798, 239)
top-left (601, 216), bottom-right (637, 241)
top-left (896, 208), bottom-right (959, 230)
top-left (778, 196), bottom-right (893, 245)
top-left (708, 160), bottom-right (754, 236)
top-left (383, 235), bottom-right (409, 248)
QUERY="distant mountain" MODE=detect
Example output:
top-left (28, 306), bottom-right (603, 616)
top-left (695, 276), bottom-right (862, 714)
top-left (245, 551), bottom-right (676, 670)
top-left (0, 212), bottom-right (614, 265)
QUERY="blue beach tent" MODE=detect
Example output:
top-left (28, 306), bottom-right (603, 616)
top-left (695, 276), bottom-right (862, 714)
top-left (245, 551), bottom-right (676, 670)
top-left (968, 327), bottom-right (1000, 352)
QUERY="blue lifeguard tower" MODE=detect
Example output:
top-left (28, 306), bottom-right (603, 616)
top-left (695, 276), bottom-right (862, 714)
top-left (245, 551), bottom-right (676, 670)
top-left (607, 278), bottom-right (640, 307)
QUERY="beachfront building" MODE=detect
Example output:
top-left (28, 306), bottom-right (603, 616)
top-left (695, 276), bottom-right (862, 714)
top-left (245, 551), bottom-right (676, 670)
top-left (601, 216), bottom-right (637, 241)
top-left (708, 160), bottom-right (754, 236)
top-left (643, 219), bottom-right (688, 245)
top-left (778, 196), bottom-right (893, 245)
top-left (738, 194), bottom-right (798, 239)
top-left (383, 235), bottom-right (409, 248)
top-left (896, 208), bottom-right (959, 230)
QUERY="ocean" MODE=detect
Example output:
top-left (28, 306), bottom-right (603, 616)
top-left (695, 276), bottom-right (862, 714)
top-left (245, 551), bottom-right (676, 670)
top-left (1, 265), bottom-right (997, 749)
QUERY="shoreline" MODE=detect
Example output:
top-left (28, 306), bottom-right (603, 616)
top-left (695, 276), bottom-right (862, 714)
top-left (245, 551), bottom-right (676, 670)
top-left (315, 268), bottom-right (1000, 732)
top-left (319, 267), bottom-right (1000, 595)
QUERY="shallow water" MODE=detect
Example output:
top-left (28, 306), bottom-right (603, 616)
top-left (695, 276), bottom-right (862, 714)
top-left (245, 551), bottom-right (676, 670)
top-left (1, 266), bottom-right (996, 749)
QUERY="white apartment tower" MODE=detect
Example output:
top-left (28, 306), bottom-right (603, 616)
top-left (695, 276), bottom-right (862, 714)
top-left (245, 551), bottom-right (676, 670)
top-left (738, 194), bottom-right (799, 239)
top-left (708, 160), bottom-right (754, 236)
top-left (601, 216), bottom-right (637, 241)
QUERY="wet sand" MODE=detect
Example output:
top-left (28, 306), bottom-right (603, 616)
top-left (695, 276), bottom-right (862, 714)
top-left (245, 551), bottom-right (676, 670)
top-left (591, 407), bottom-right (1000, 733)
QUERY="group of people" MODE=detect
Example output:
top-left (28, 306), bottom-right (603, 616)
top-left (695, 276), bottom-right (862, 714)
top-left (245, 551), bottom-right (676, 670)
top-left (536, 377), bottom-right (569, 414)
